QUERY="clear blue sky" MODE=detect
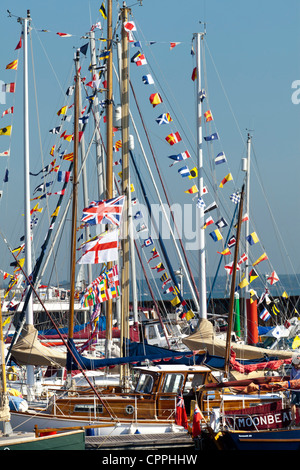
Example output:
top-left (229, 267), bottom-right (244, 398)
top-left (0, 0), bottom-right (299, 299)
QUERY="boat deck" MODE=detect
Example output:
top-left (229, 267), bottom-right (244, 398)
top-left (85, 431), bottom-right (194, 450)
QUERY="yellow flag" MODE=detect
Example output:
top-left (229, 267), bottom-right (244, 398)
top-left (171, 296), bottom-right (180, 306)
top-left (57, 105), bottom-right (68, 116)
top-left (188, 167), bottom-right (198, 179)
top-left (239, 278), bottom-right (249, 289)
top-left (186, 309), bottom-right (195, 321)
top-left (51, 206), bottom-right (60, 217)
top-left (99, 2), bottom-right (107, 19)
top-left (282, 291), bottom-right (288, 298)
top-left (292, 336), bottom-right (300, 350)
top-left (130, 184), bottom-right (135, 192)
top-left (0, 125), bottom-right (12, 136)
top-left (6, 59), bottom-right (18, 70)
top-left (185, 185), bottom-right (198, 194)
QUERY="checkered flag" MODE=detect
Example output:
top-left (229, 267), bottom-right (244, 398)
top-left (230, 192), bottom-right (240, 204)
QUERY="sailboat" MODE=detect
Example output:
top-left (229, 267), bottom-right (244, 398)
top-left (2, 3), bottom-right (296, 445)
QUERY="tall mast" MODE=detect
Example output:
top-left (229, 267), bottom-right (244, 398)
top-left (105, 0), bottom-right (114, 357)
top-left (120, 3), bottom-right (131, 385)
top-left (224, 184), bottom-right (245, 377)
top-left (22, 9), bottom-right (35, 401)
top-left (68, 50), bottom-right (80, 355)
top-left (243, 133), bottom-right (251, 341)
top-left (195, 31), bottom-right (207, 320)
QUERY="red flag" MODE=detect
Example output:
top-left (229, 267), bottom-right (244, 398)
top-left (15, 37), bottom-right (22, 50)
top-left (192, 404), bottom-right (202, 438)
top-left (175, 395), bottom-right (188, 429)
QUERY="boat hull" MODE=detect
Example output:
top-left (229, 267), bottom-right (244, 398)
top-left (222, 428), bottom-right (300, 451)
top-left (9, 410), bottom-right (185, 436)
top-left (0, 430), bottom-right (85, 450)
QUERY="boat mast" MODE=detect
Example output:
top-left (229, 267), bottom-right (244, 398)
top-left (0, 292), bottom-right (12, 435)
top-left (68, 49), bottom-right (80, 363)
top-left (243, 132), bottom-right (251, 341)
top-left (224, 184), bottom-right (245, 377)
top-left (195, 31), bottom-right (207, 320)
top-left (22, 9), bottom-right (35, 401)
top-left (105, 0), bottom-right (114, 357)
top-left (120, 3), bottom-right (131, 385)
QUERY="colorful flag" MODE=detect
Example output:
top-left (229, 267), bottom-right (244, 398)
top-left (168, 151), bottom-right (191, 164)
top-left (219, 173), bottom-right (233, 188)
top-left (217, 248), bottom-right (231, 256)
top-left (175, 395), bottom-right (188, 429)
top-left (123, 21), bottom-right (136, 32)
top-left (239, 278), bottom-right (249, 289)
top-left (99, 2), bottom-right (107, 19)
top-left (204, 132), bottom-right (218, 142)
top-left (2, 83), bottom-right (15, 93)
top-left (230, 192), bottom-right (240, 204)
top-left (192, 404), bottom-right (202, 438)
top-left (156, 113), bottom-right (172, 125)
top-left (249, 268), bottom-right (258, 283)
top-left (224, 261), bottom-right (240, 275)
top-left (215, 217), bottom-right (228, 229)
top-left (56, 32), bottom-right (72, 37)
top-left (149, 92), bottom-right (163, 107)
top-left (165, 131), bottom-right (181, 145)
top-left (253, 252), bottom-right (268, 266)
top-left (1, 106), bottom-right (14, 118)
top-left (188, 167), bottom-right (198, 179)
top-left (215, 152), bottom-right (226, 165)
top-left (185, 185), bottom-right (198, 194)
top-left (6, 59), bottom-right (18, 70)
top-left (202, 216), bottom-right (214, 229)
top-left (142, 74), bottom-right (154, 85)
top-left (260, 307), bottom-right (271, 322)
top-left (209, 229), bottom-right (223, 242)
top-left (238, 253), bottom-right (248, 265)
top-left (81, 195), bottom-right (125, 227)
top-left (57, 170), bottom-right (71, 183)
top-left (57, 106), bottom-right (68, 116)
top-left (227, 236), bottom-right (236, 248)
top-left (204, 201), bottom-right (218, 214)
top-left (0, 126), bottom-right (12, 136)
top-left (77, 230), bottom-right (119, 264)
top-left (178, 166), bottom-right (190, 177)
top-left (170, 42), bottom-right (181, 49)
top-left (142, 237), bottom-right (153, 248)
top-left (246, 232), bottom-right (259, 245)
top-left (135, 53), bottom-right (147, 66)
top-left (204, 110), bottom-right (213, 122)
top-left (267, 271), bottom-right (279, 285)
top-left (191, 67), bottom-right (197, 81)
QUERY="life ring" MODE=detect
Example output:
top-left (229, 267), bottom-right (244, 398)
top-left (125, 404), bottom-right (134, 415)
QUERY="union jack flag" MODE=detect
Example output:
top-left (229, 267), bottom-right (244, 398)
top-left (81, 195), bottom-right (125, 227)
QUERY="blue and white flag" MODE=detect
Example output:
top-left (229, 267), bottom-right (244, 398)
top-left (204, 133), bottom-right (219, 142)
top-left (142, 74), bottom-right (154, 85)
top-left (178, 166), bottom-right (190, 177)
top-left (215, 152), bottom-right (226, 165)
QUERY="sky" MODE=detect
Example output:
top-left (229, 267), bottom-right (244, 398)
top-left (0, 0), bottom-right (299, 300)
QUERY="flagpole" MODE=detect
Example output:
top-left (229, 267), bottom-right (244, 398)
top-left (195, 31), bottom-right (207, 320)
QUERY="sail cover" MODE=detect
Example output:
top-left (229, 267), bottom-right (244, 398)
top-left (10, 324), bottom-right (66, 367)
top-left (182, 318), bottom-right (293, 361)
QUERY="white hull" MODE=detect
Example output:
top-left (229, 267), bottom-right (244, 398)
top-left (9, 410), bottom-right (185, 436)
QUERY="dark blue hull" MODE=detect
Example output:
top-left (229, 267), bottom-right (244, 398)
top-left (223, 428), bottom-right (300, 451)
